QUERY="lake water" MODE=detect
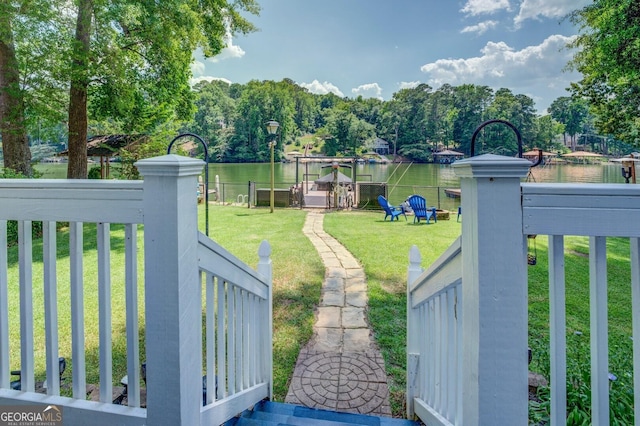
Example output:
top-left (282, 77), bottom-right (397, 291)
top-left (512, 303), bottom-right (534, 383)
top-left (35, 161), bottom-right (631, 211)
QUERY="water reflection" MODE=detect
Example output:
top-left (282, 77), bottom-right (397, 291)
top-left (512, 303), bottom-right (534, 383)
top-left (527, 163), bottom-right (627, 184)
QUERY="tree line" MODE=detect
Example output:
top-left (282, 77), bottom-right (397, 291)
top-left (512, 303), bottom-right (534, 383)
top-left (1, 0), bottom-right (638, 176)
top-left (189, 78), bottom-right (635, 164)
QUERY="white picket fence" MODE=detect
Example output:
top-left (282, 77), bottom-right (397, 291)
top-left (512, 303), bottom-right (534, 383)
top-left (0, 154), bottom-right (272, 426)
top-left (407, 154), bottom-right (640, 426)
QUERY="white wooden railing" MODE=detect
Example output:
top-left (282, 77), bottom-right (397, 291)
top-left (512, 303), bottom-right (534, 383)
top-left (407, 238), bottom-right (462, 425)
top-left (407, 154), bottom-right (640, 426)
top-left (0, 154), bottom-right (272, 426)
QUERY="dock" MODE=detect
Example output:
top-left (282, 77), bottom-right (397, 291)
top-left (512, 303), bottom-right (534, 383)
top-left (444, 188), bottom-right (461, 198)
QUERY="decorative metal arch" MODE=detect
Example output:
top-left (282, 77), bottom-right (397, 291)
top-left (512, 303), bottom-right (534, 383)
top-left (167, 133), bottom-right (210, 236)
top-left (470, 119), bottom-right (542, 167)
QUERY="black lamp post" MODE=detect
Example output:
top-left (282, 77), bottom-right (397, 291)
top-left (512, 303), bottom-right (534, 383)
top-left (266, 120), bottom-right (280, 213)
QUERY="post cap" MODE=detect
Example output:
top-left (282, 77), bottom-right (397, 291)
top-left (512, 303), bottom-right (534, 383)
top-left (453, 154), bottom-right (532, 179)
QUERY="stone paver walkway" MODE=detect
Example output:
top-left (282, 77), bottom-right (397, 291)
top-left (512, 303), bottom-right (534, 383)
top-left (285, 211), bottom-right (392, 416)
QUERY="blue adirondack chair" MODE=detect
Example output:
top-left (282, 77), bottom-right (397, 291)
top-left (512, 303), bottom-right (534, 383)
top-left (407, 194), bottom-right (437, 224)
top-left (377, 195), bottom-right (407, 221)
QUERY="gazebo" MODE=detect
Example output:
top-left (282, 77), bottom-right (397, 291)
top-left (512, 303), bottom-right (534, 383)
top-left (59, 134), bottom-right (148, 178)
top-left (523, 149), bottom-right (556, 164)
top-left (314, 171), bottom-right (352, 191)
top-left (562, 151), bottom-right (606, 164)
top-left (433, 149), bottom-right (464, 164)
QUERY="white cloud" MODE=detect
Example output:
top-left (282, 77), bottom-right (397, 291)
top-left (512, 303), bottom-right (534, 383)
top-left (208, 44), bottom-right (245, 63)
top-left (515, 0), bottom-right (591, 25)
top-left (399, 81), bottom-right (421, 90)
top-left (189, 76), bottom-right (232, 87)
top-left (191, 60), bottom-right (205, 76)
top-left (208, 15), bottom-right (245, 62)
top-left (351, 83), bottom-right (383, 99)
top-left (299, 80), bottom-right (344, 97)
top-left (420, 34), bottom-right (578, 108)
top-left (461, 20), bottom-right (498, 35)
top-left (189, 59), bottom-right (234, 86)
top-left (461, 0), bottom-right (510, 16)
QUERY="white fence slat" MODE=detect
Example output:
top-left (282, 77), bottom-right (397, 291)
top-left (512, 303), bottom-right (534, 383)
top-left (124, 224), bottom-right (140, 408)
top-left (434, 296), bottom-right (442, 411)
top-left (248, 294), bottom-right (260, 386)
top-left (0, 220), bottom-right (9, 389)
top-left (548, 235), bottom-right (567, 426)
top-left (43, 222), bottom-right (60, 395)
top-left (590, 236), bottom-right (609, 426)
top-left (631, 238), bottom-right (640, 426)
top-left (97, 223), bottom-right (112, 403)
top-left (446, 287), bottom-right (455, 420)
top-left (243, 291), bottom-right (250, 390)
top-left (234, 287), bottom-right (242, 392)
top-left (419, 304), bottom-right (427, 402)
top-left (228, 285), bottom-right (236, 396)
top-left (70, 222), bottom-right (86, 399)
top-left (251, 295), bottom-right (257, 387)
top-left (19, 221), bottom-right (35, 392)
top-left (428, 300), bottom-right (435, 405)
top-left (217, 279), bottom-right (226, 400)
top-left (205, 273), bottom-right (215, 404)
top-left (261, 296), bottom-right (267, 386)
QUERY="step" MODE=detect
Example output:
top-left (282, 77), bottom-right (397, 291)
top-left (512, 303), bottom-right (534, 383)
top-left (242, 410), bottom-right (357, 426)
top-left (240, 401), bottom-right (420, 426)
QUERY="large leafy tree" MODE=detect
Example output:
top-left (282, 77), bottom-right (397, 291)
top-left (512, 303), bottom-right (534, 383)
top-left (231, 80), bottom-right (295, 162)
top-left (0, 1), bottom-right (62, 175)
top-left (532, 115), bottom-right (565, 152)
top-left (64, 0), bottom-right (259, 177)
top-left (2, 0), bottom-right (259, 177)
top-left (0, 2), bottom-right (31, 176)
top-left (0, 0), bottom-right (69, 176)
top-left (548, 96), bottom-right (590, 149)
top-left (190, 80), bottom-right (237, 161)
top-left (389, 84), bottom-right (432, 155)
top-left (569, 0), bottom-right (640, 144)
top-left (476, 88), bottom-right (536, 156)
top-left (452, 84), bottom-right (493, 154)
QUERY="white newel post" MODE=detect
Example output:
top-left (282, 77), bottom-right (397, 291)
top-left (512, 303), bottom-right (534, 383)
top-left (257, 240), bottom-right (273, 399)
top-left (136, 154), bottom-right (204, 426)
top-left (406, 245), bottom-right (423, 419)
top-left (452, 154), bottom-right (530, 425)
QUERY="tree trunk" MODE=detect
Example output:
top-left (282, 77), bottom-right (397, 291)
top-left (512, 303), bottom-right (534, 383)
top-left (0, 13), bottom-right (32, 176)
top-left (67, 0), bottom-right (93, 179)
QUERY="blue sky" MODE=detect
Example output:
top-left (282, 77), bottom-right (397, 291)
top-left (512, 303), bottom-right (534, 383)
top-left (192, 0), bottom-right (591, 113)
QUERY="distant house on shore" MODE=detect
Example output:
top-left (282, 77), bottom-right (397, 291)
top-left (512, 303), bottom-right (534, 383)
top-left (371, 137), bottom-right (390, 155)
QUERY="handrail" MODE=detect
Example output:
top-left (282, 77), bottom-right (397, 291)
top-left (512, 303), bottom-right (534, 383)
top-left (408, 237), bottom-right (461, 307)
top-left (407, 238), bottom-right (463, 424)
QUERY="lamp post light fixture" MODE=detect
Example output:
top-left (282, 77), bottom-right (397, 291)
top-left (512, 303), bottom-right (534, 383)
top-left (266, 120), bottom-right (280, 213)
